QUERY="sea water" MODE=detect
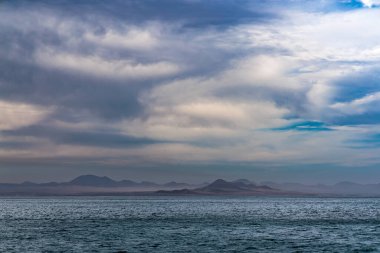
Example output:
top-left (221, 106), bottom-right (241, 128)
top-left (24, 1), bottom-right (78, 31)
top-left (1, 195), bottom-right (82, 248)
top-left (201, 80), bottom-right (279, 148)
top-left (0, 196), bottom-right (379, 252)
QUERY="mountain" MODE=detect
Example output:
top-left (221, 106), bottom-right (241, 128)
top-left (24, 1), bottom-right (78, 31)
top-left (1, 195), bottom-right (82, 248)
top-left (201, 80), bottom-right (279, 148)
top-left (67, 175), bottom-right (185, 188)
top-left (199, 179), bottom-right (276, 194)
top-left (156, 179), bottom-right (289, 196)
top-left (1, 175), bottom-right (380, 196)
top-left (0, 175), bottom-right (199, 195)
top-left (69, 175), bottom-right (117, 187)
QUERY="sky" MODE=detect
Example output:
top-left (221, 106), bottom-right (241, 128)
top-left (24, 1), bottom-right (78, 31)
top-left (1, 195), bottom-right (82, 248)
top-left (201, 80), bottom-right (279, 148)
top-left (1, 0), bottom-right (380, 184)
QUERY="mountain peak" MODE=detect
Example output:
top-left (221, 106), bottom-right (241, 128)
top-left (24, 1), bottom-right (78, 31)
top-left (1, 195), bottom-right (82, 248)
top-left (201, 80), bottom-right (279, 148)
top-left (206, 179), bottom-right (247, 190)
top-left (209, 179), bottom-right (228, 185)
top-left (69, 175), bottom-right (116, 187)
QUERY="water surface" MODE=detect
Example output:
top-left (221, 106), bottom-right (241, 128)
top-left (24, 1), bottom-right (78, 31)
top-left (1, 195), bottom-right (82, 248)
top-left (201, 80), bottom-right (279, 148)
top-left (0, 197), bottom-right (379, 252)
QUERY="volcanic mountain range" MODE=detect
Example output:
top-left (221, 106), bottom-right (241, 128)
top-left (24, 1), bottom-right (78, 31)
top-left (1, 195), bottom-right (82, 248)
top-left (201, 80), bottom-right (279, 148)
top-left (156, 179), bottom-right (286, 196)
top-left (0, 175), bottom-right (283, 196)
top-left (1, 175), bottom-right (380, 196)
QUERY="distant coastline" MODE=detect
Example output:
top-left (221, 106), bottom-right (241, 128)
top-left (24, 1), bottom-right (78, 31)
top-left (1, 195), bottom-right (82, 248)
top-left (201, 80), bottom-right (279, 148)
top-left (1, 175), bottom-right (380, 197)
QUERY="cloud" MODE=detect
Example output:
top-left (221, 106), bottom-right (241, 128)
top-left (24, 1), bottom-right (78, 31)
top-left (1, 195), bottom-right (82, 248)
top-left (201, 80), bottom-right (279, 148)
top-left (331, 92), bottom-right (380, 114)
top-left (3, 0), bottom-right (380, 182)
top-left (0, 100), bottom-right (51, 130)
top-left (2, 125), bottom-right (163, 149)
top-left (0, 1), bottom-right (264, 123)
top-left (84, 28), bottom-right (158, 51)
top-left (272, 121), bottom-right (332, 132)
top-left (246, 9), bottom-right (380, 62)
top-left (359, 0), bottom-right (380, 7)
top-left (35, 50), bottom-right (181, 80)
top-left (120, 99), bottom-right (289, 143)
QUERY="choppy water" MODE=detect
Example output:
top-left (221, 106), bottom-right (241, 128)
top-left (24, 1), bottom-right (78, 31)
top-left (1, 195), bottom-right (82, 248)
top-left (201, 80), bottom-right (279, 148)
top-left (0, 197), bottom-right (380, 252)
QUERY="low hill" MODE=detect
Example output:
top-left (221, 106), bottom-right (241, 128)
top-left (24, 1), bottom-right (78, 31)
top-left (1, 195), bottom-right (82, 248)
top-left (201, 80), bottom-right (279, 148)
top-left (156, 179), bottom-right (292, 196)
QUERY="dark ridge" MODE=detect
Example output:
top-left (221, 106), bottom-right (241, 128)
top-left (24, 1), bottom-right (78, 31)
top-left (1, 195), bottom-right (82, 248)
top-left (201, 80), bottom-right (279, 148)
top-left (200, 179), bottom-right (275, 193)
top-left (69, 175), bottom-right (117, 187)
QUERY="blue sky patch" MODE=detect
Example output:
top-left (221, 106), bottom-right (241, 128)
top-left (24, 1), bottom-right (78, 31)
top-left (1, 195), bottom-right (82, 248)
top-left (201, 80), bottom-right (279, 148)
top-left (272, 121), bottom-right (333, 132)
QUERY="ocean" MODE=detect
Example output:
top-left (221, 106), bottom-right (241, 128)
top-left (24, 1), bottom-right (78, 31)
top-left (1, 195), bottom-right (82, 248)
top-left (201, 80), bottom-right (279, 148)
top-left (0, 196), bottom-right (379, 252)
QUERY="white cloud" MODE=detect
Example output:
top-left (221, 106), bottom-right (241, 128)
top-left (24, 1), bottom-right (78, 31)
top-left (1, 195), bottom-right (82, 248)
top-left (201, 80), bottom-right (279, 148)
top-left (331, 91), bottom-right (380, 114)
top-left (84, 28), bottom-right (158, 50)
top-left (120, 98), bottom-right (289, 144)
top-left (111, 7), bottom-right (380, 165)
top-left (245, 9), bottom-right (380, 62)
top-left (0, 100), bottom-right (51, 130)
top-left (223, 8), bottom-right (380, 121)
top-left (306, 81), bottom-right (335, 116)
top-left (35, 50), bottom-right (181, 80)
top-left (360, 0), bottom-right (380, 8)
top-left (222, 55), bottom-right (302, 90)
